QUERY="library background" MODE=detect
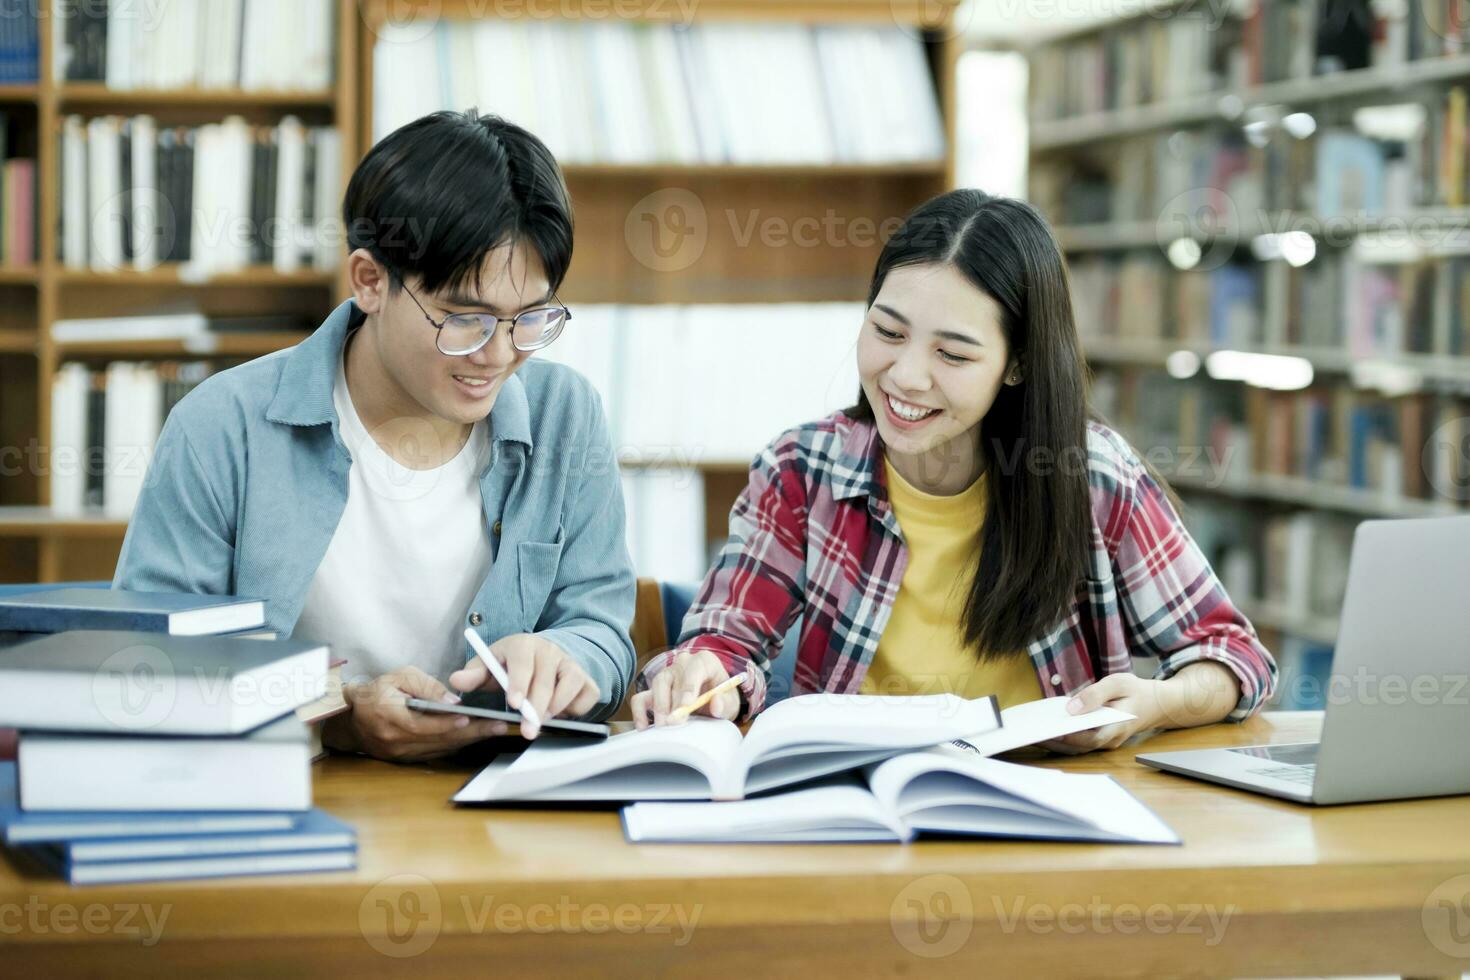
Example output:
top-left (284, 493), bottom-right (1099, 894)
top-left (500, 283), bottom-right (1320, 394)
top-left (0, 0), bottom-right (1462, 715)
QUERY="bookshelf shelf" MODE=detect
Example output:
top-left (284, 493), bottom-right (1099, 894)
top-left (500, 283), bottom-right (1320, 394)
top-left (1081, 338), bottom-right (1470, 392)
top-left (0, 84), bottom-right (37, 103)
top-left (57, 85), bottom-right (336, 109)
top-left (54, 331), bottom-right (312, 360)
top-left (54, 266), bottom-right (337, 288)
top-left (1032, 55), bottom-right (1470, 152)
top-left (1056, 208), bottom-right (1470, 253)
top-left (0, 329), bottom-right (35, 353)
top-left (0, 265), bottom-right (39, 284)
top-left (0, 508), bottom-right (128, 536)
top-left (1164, 469), bottom-right (1460, 520)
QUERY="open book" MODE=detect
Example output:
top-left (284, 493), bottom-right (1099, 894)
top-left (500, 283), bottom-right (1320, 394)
top-left (622, 746), bottom-right (1179, 845)
top-left (453, 692), bottom-right (1003, 803)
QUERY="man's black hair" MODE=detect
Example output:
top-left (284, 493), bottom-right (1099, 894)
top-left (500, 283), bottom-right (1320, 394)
top-left (343, 108), bottom-right (573, 297)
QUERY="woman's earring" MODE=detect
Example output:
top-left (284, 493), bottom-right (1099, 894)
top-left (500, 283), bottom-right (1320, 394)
top-left (1007, 371), bottom-right (1022, 385)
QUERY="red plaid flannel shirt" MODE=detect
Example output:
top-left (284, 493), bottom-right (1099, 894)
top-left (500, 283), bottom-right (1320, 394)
top-left (639, 412), bottom-right (1277, 721)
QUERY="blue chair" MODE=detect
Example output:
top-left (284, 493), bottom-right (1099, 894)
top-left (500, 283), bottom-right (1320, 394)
top-left (656, 581), bottom-right (799, 707)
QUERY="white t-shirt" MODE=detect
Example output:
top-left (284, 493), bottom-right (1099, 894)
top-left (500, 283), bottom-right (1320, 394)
top-left (294, 346), bottom-right (494, 683)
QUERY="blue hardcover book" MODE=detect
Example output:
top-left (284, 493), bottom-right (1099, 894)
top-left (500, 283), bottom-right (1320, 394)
top-left (26, 840), bottom-right (357, 885)
top-left (0, 588), bottom-right (265, 636)
top-left (0, 763), bottom-right (297, 844)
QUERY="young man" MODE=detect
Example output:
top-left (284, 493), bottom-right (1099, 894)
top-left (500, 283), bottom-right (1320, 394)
top-left (114, 110), bottom-right (636, 761)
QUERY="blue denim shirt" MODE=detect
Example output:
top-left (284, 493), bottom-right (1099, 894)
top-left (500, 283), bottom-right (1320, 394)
top-left (113, 299), bottom-right (637, 717)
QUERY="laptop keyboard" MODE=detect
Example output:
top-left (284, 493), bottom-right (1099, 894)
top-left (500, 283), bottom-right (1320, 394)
top-left (1245, 764), bottom-right (1317, 785)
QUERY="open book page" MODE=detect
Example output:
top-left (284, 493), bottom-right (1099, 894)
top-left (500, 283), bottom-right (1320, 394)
top-left (870, 746), bottom-right (1180, 843)
top-left (950, 697), bottom-right (1135, 758)
top-left (730, 692), bottom-right (1002, 793)
top-left (479, 718), bottom-right (745, 800)
top-left (622, 783), bottom-right (910, 843)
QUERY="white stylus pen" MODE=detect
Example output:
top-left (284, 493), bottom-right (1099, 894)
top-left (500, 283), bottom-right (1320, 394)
top-left (463, 627), bottom-right (542, 730)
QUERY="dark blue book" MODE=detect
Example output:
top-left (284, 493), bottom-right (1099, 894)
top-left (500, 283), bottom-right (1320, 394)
top-left (25, 839), bottom-right (356, 885)
top-left (0, 630), bottom-right (329, 736)
top-left (0, 762), bottom-right (296, 844)
top-left (0, 588), bottom-right (265, 636)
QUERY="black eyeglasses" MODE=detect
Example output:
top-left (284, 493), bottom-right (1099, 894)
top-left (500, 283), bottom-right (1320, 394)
top-left (401, 282), bottom-right (571, 356)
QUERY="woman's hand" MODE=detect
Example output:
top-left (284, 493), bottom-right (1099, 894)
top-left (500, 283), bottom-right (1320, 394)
top-left (1039, 661), bottom-right (1243, 755)
top-left (631, 650), bottom-right (739, 729)
top-left (447, 633), bottom-right (601, 739)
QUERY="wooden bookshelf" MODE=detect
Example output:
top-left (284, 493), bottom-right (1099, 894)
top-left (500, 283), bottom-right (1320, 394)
top-left (356, 0), bottom-right (963, 559)
top-left (1031, 4), bottom-right (1470, 654)
top-left (4, 0), bottom-right (961, 584)
top-left (0, 0), bottom-right (361, 584)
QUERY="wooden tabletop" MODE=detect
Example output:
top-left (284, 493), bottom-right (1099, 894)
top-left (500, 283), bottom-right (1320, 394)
top-left (5, 711), bottom-right (1470, 978)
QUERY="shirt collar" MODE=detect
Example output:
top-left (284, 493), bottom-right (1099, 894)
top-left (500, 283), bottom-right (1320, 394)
top-left (830, 413), bottom-right (884, 502)
top-left (267, 298), bottom-right (533, 451)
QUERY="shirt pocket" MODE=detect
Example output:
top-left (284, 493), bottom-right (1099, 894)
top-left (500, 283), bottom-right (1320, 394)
top-left (517, 539), bottom-right (564, 631)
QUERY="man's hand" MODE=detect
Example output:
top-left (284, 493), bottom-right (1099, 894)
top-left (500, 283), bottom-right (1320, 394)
top-left (325, 666), bottom-right (508, 763)
top-left (447, 633), bottom-right (600, 739)
top-left (631, 650), bottom-right (738, 730)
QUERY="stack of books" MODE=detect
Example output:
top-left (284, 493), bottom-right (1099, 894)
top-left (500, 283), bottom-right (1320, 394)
top-left (0, 590), bottom-right (354, 884)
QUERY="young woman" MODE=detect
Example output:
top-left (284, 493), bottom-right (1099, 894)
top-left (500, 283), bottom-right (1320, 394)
top-left (631, 189), bottom-right (1276, 753)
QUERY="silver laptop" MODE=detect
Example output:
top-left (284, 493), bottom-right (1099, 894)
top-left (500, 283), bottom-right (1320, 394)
top-left (1138, 514), bottom-right (1470, 805)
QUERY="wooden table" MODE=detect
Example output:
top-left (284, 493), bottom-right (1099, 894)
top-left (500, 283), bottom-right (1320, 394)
top-left (4, 711), bottom-right (1470, 978)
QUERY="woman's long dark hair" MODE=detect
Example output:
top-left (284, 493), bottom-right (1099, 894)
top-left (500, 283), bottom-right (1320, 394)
top-left (847, 189), bottom-right (1092, 658)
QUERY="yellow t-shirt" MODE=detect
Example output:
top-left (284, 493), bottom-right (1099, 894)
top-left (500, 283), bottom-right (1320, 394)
top-left (860, 457), bottom-right (1042, 710)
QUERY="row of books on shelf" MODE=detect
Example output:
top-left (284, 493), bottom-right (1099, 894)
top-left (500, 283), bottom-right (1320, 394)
top-left (1093, 370), bottom-right (1470, 504)
top-left (1031, 0), bottom-right (1467, 121)
top-left (1035, 89), bottom-right (1470, 226)
top-left (46, 311), bottom-right (308, 515)
top-left (49, 358), bottom-right (214, 517)
top-left (621, 467), bottom-right (710, 585)
top-left (55, 0), bottom-right (334, 92)
top-left (1070, 252), bottom-right (1470, 361)
top-left (60, 114), bottom-right (342, 274)
top-left (0, 588), bottom-right (354, 885)
top-left (374, 19), bottom-right (945, 165)
top-left (1193, 500), bottom-right (1354, 627)
top-left (540, 303), bottom-right (863, 463)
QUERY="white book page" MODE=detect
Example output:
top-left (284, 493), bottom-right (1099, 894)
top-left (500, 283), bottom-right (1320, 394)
top-left (951, 697), bottom-right (1136, 758)
top-left (622, 784), bottom-right (907, 843)
top-left (488, 718), bottom-right (743, 799)
top-left (870, 764), bottom-right (1078, 824)
top-left (910, 805), bottom-right (1128, 842)
top-left (454, 756), bottom-right (715, 802)
top-left (876, 750), bottom-right (1179, 844)
top-left (734, 693), bottom-right (1000, 781)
